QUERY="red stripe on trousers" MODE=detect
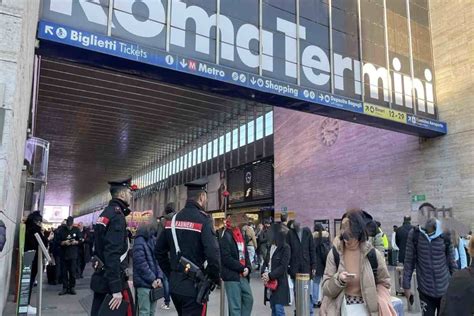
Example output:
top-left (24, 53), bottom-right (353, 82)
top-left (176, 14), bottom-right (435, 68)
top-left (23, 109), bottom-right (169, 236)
top-left (201, 303), bottom-right (207, 316)
top-left (122, 289), bottom-right (133, 316)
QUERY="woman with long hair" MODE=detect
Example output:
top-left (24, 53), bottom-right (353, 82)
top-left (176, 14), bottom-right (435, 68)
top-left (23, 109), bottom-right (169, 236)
top-left (312, 223), bottom-right (330, 308)
top-left (261, 225), bottom-right (291, 316)
top-left (320, 209), bottom-right (392, 316)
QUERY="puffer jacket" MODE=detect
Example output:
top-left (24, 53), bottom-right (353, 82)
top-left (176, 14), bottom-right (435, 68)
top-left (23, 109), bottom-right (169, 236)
top-left (133, 233), bottom-right (163, 289)
top-left (403, 222), bottom-right (457, 298)
top-left (320, 238), bottom-right (391, 316)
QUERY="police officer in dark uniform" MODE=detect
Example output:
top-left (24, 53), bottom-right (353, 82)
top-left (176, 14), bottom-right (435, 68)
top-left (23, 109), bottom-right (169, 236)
top-left (155, 179), bottom-right (221, 316)
top-left (90, 178), bottom-right (136, 316)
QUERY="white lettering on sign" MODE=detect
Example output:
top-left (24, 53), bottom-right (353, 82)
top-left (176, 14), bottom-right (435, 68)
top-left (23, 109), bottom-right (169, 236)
top-left (46, 0), bottom-right (436, 115)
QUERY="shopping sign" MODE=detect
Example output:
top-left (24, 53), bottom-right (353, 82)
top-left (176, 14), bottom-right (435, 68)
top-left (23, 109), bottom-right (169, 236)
top-left (39, 0), bottom-right (446, 135)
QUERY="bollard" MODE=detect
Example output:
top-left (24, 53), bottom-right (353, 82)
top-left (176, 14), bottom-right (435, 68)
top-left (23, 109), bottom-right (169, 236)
top-left (295, 273), bottom-right (310, 316)
top-left (37, 248), bottom-right (43, 316)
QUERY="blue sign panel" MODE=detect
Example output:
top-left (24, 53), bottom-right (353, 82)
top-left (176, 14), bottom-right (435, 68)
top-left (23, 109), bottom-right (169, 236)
top-left (37, 21), bottom-right (447, 136)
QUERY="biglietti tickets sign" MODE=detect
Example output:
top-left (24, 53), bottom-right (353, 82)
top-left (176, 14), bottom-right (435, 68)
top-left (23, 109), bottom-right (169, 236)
top-left (39, 0), bottom-right (447, 136)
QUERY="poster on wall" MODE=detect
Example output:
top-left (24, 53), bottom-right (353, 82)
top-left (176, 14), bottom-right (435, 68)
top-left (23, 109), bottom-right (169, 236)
top-left (334, 218), bottom-right (343, 240)
top-left (43, 205), bottom-right (70, 223)
top-left (228, 158), bottom-right (274, 209)
top-left (314, 219), bottom-right (330, 238)
top-left (126, 210), bottom-right (153, 229)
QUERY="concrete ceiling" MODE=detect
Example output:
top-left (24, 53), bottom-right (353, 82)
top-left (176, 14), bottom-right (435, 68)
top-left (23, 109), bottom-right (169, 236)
top-left (36, 58), bottom-right (253, 207)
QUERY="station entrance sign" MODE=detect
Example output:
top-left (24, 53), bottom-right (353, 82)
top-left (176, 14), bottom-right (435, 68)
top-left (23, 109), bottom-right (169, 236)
top-left (38, 0), bottom-right (447, 136)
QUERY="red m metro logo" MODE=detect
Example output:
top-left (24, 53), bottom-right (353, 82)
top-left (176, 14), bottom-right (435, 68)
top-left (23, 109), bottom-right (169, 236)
top-left (189, 60), bottom-right (197, 71)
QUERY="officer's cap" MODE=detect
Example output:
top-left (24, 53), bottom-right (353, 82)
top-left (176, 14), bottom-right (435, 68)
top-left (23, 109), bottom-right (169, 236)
top-left (185, 178), bottom-right (208, 193)
top-left (108, 177), bottom-right (138, 191)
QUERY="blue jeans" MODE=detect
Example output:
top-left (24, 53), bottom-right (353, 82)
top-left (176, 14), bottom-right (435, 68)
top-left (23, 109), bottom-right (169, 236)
top-left (271, 304), bottom-right (285, 316)
top-left (162, 274), bottom-right (170, 305)
top-left (136, 288), bottom-right (157, 316)
top-left (312, 276), bottom-right (322, 305)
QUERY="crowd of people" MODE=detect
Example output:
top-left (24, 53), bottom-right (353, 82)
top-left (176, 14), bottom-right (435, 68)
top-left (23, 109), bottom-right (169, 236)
top-left (24, 186), bottom-right (474, 316)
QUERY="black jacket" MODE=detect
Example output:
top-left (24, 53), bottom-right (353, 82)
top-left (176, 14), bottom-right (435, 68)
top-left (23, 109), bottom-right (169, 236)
top-left (92, 199), bottom-right (130, 294)
top-left (440, 262), bottom-right (474, 316)
top-left (261, 244), bottom-right (291, 306)
top-left (57, 225), bottom-right (82, 260)
top-left (403, 227), bottom-right (457, 298)
top-left (314, 236), bottom-right (331, 277)
top-left (287, 227), bottom-right (316, 278)
top-left (155, 200), bottom-right (220, 297)
top-left (395, 222), bottom-right (414, 263)
top-left (219, 228), bottom-right (251, 282)
top-left (25, 222), bottom-right (47, 252)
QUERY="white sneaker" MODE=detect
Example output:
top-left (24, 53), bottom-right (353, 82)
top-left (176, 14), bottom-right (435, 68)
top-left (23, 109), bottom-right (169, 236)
top-left (27, 305), bottom-right (37, 315)
top-left (161, 303), bottom-right (170, 310)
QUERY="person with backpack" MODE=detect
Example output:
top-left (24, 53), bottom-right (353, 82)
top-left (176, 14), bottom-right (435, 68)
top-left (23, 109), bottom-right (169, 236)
top-left (396, 216), bottom-right (414, 264)
top-left (403, 214), bottom-right (458, 316)
top-left (320, 209), bottom-right (392, 316)
top-left (312, 223), bottom-right (330, 308)
top-left (450, 229), bottom-right (467, 269)
top-left (242, 222), bottom-right (257, 269)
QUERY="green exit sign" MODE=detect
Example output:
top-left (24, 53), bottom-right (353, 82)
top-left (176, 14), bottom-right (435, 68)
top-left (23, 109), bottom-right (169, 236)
top-left (412, 195), bottom-right (426, 202)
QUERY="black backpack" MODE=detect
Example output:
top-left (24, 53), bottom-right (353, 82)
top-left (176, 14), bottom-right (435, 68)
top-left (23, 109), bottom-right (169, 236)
top-left (332, 246), bottom-right (379, 280)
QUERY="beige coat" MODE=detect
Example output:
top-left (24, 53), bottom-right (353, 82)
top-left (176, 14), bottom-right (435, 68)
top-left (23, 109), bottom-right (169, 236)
top-left (320, 239), bottom-right (391, 316)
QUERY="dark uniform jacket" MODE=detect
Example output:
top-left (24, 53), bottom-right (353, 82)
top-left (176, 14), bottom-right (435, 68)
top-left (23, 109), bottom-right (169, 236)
top-left (92, 198), bottom-right (130, 294)
top-left (155, 200), bottom-right (220, 298)
top-left (219, 228), bottom-right (252, 282)
top-left (287, 227), bottom-right (316, 279)
top-left (57, 225), bottom-right (82, 260)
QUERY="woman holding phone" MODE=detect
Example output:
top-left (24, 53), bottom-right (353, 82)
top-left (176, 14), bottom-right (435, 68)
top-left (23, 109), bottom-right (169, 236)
top-left (320, 209), bottom-right (392, 316)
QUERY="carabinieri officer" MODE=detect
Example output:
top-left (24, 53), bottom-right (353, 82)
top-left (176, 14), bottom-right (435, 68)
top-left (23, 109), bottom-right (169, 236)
top-left (155, 179), bottom-right (221, 316)
top-left (90, 178), bottom-right (137, 316)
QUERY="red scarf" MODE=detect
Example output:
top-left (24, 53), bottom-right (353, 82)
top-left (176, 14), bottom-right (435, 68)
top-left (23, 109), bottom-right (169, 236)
top-left (232, 227), bottom-right (246, 267)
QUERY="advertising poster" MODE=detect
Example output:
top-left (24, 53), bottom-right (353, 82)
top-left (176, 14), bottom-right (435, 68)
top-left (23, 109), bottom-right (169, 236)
top-left (314, 219), bottom-right (330, 238)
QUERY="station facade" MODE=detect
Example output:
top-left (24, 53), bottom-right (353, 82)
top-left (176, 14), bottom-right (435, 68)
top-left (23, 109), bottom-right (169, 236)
top-left (0, 0), bottom-right (473, 312)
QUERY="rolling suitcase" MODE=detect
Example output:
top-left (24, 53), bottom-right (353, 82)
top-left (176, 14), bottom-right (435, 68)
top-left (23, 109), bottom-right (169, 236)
top-left (394, 266), bottom-right (404, 296)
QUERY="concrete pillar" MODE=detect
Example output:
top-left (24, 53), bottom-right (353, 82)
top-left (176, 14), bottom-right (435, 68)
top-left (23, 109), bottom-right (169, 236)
top-left (0, 0), bottom-right (40, 312)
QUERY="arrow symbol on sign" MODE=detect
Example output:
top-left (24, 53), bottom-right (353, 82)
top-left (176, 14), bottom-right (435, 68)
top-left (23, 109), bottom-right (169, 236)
top-left (319, 93), bottom-right (324, 101)
top-left (250, 77), bottom-right (256, 85)
top-left (180, 59), bottom-right (188, 68)
top-left (45, 25), bottom-right (54, 35)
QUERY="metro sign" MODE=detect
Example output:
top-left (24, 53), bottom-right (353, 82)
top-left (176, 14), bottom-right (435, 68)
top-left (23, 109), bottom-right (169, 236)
top-left (43, 0), bottom-right (438, 120)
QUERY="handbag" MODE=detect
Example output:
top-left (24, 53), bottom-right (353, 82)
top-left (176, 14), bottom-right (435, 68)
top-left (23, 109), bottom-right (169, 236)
top-left (149, 287), bottom-right (164, 302)
top-left (264, 279), bottom-right (278, 291)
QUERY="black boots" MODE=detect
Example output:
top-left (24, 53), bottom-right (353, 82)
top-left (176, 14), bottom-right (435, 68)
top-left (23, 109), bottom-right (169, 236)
top-left (59, 288), bottom-right (76, 295)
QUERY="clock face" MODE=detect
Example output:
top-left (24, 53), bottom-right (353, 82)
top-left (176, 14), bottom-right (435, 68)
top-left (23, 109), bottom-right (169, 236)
top-left (319, 118), bottom-right (340, 146)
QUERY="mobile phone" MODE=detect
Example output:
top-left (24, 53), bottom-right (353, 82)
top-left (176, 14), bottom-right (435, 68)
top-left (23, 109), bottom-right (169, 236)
top-left (346, 273), bottom-right (356, 278)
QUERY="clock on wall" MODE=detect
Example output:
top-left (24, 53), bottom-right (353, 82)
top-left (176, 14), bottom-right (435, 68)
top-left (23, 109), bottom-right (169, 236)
top-left (319, 118), bottom-right (340, 146)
